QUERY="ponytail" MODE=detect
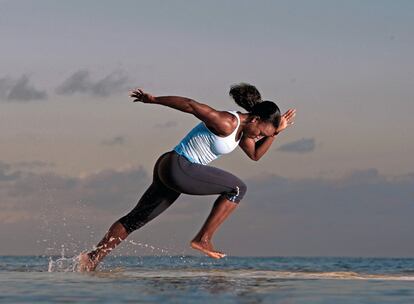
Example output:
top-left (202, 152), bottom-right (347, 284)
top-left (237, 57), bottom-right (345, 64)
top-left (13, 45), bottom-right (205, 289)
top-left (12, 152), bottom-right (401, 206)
top-left (229, 83), bottom-right (261, 112)
top-left (229, 83), bottom-right (281, 128)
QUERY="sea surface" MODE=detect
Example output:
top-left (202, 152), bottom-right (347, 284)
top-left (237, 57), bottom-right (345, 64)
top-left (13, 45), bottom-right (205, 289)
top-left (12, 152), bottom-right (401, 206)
top-left (1, 255), bottom-right (414, 303)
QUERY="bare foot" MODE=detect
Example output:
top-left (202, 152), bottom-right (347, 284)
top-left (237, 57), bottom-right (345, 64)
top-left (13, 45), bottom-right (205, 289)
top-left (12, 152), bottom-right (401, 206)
top-left (190, 240), bottom-right (226, 259)
top-left (76, 252), bottom-right (97, 272)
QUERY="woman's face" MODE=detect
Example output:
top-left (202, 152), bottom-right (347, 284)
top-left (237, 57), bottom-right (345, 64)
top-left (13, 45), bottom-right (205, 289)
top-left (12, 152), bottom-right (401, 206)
top-left (243, 118), bottom-right (277, 140)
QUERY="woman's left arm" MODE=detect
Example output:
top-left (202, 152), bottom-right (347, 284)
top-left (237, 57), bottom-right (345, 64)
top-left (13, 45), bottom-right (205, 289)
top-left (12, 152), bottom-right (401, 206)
top-left (129, 88), bottom-right (235, 135)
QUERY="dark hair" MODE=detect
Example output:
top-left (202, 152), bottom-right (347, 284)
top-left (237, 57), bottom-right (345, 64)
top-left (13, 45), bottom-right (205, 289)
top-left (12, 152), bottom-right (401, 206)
top-left (229, 83), bottom-right (281, 128)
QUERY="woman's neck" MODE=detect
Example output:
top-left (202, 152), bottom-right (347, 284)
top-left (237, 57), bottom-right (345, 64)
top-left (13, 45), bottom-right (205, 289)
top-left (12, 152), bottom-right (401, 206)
top-left (235, 112), bottom-right (250, 140)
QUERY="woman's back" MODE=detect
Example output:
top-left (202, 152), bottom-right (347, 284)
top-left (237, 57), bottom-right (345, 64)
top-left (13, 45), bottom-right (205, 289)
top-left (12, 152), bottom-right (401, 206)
top-left (173, 111), bottom-right (241, 165)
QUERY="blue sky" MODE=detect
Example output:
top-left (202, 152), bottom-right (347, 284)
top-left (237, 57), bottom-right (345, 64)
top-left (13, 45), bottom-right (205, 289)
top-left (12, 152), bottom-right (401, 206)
top-left (0, 0), bottom-right (413, 256)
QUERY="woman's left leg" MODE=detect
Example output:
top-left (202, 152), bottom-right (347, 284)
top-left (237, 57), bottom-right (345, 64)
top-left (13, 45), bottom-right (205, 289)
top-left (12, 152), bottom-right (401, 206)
top-left (77, 182), bottom-right (181, 271)
top-left (78, 220), bottom-right (128, 271)
top-left (77, 152), bottom-right (181, 271)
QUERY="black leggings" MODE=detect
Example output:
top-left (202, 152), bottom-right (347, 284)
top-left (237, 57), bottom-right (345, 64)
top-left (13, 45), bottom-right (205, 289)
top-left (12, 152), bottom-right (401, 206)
top-left (118, 150), bottom-right (247, 233)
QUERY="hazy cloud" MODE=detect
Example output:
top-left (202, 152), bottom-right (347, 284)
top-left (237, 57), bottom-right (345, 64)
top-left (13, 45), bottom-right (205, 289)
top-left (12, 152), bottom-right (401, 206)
top-left (1, 161), bottom-right (414, 256)
top-left (154, 121), bottom-right (178, 129)
top-left (12, 161), bottom-right (55, 170)
top-left (0, 211), bottom-right (33, 224)
top-left (2, 165), bottom-right (149, 211)
top-left (235, 168), bottom-right (414, 256)
top-left (55, 70), bottom-right (129, 97)
top-left (92, 71), bottom-right (129, 97)
top-left (0, 77), bottom-right (13, 99)
top-left (0, 161), bottom-right (21, 181)
top-left (55, 70), bottom-right (90, 95)
top-left (101, 136), bottom-right (126, 146)
top-left (0, 75), bottom-right (47, 102)
top-left (277, 138), bottom-right (315, 153)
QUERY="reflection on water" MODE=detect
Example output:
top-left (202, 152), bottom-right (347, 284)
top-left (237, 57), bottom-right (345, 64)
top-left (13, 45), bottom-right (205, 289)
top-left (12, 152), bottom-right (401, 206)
top-left (1, 256), bottom-right (414, 303)
top-left (80, 269), bottom-right (288, 303)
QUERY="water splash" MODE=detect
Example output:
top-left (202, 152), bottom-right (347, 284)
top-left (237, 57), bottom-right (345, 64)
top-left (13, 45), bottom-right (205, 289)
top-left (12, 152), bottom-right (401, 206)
top-left (47, 245), bottom-right (79, 272)
top-left (127, 240), bottom-right (170, 255)
top-left (47, 256), bottom-right (79, 272)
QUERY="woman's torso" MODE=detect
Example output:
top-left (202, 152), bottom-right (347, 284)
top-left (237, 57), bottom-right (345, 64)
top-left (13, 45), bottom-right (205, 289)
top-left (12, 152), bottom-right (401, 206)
top-left (173, 111), bottom-right (241, 165)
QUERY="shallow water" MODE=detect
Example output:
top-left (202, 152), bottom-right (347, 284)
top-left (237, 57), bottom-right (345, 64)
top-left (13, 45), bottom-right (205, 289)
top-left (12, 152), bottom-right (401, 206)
top-left (1, 256), bottom-right (414, 303)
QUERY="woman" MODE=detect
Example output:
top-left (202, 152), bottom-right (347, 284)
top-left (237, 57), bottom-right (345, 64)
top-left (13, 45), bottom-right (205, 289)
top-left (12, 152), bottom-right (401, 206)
top-left (78, 83), bottom-right (296, 271)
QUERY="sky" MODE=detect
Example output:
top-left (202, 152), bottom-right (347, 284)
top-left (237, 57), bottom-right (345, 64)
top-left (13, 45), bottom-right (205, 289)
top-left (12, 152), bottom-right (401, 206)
top-left (0, 0), bottom-right (413, 257)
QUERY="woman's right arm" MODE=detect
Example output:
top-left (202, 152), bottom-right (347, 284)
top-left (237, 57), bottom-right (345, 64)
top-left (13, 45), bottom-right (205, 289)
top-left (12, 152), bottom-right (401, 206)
top-left (239, 108), bottom-right (296, 161)
top-left (129, 89), bottom-right (235, 136)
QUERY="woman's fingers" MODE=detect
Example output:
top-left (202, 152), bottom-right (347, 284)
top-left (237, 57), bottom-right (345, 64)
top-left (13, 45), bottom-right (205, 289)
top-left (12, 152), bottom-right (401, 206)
top-left (130, 90), bottom-right (143, 97)
top-left (130, 93), bottom-right (141, 98)
top-left (129, 88), bottom-right (144, 101)
top-left (281, 108), bottom-right (296, 128)
top-left (284, 109), bottom-right (296, 121)
top-left (282, 108), bottom-right (295, 118)
top-left (286, 108), bottom-right (296, 116)
top-left (128, 88), bottom-right (153, 103)
top-left (130, 95), bottom-right (141, 101)
top-left (129, 88), bottom-right (144, 96)
top-left (129, 92), bottom-right (140, 98)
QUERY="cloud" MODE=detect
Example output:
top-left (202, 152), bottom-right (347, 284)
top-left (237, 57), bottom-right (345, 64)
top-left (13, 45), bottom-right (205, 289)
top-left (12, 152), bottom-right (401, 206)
top-left (2, 166), bottom-right (149, 211)
top-left (55, 70), bottom-right (129, 97)
top-left (1, 160), bottom-right (414, 257)
top-left (92, 71), bottom-right (129, 97)
top-left (0, 77), bottom-right (13, 99)
top-left (0, 70), bottom-right (129, 102)
top-left (277, 137), bottom-right (315, 153)
top-left (0, 161), bottom-right (21, 181)
top-left (154, 121), bottom-right (178, 129)
top-left (55, 70), bottom-right (90, 95)
top-left (101, 136), bottom-right (126, 146)
top-left (234, 169), bottom-right (414, 256)
top-left (0, 75), bottom-right (47, 102)
top-left (12, 161), bottom-right (55, 170)
top-left (0, 211), bottom-right (33, 224)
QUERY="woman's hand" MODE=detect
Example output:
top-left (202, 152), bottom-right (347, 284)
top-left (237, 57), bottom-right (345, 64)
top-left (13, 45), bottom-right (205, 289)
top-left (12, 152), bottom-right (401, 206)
top-left (128, 88), bottom-right (155, 103)
top-left (276, 108), bottom-right (296, 133)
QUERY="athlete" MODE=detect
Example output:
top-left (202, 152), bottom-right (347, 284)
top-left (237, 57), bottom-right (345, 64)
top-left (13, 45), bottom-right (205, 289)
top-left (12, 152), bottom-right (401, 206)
top-left (78, 83), bottom-right (296, 271)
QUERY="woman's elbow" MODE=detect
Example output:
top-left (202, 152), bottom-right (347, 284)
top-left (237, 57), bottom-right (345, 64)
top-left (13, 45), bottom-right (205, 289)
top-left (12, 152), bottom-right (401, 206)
top-left (251, 154), bottom-right (260, 161)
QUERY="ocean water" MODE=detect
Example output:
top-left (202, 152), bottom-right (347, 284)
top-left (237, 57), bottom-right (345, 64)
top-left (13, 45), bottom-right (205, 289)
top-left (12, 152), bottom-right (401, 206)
top-left (1, 255), bottom-right (414, 303)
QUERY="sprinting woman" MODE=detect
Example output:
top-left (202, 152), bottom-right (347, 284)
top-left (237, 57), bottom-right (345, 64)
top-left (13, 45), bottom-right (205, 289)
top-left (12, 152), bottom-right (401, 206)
top-left (78, 83), bottom-right (296, 271)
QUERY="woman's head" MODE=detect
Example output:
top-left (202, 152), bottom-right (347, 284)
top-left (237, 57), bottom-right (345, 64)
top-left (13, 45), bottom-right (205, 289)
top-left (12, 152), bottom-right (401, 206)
top-left (229, 83), bottom-right (281, 138)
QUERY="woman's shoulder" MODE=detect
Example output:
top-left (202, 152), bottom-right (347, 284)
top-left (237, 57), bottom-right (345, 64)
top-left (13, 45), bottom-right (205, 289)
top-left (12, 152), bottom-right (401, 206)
top-left (206, 110), bottom-right (238, 136)
top-left (224, 109), bottom-right (240, 123)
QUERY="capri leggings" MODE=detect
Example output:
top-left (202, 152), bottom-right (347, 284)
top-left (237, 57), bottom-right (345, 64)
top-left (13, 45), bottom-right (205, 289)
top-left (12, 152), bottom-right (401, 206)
top-left (118, 150), bottom-right (247, 233)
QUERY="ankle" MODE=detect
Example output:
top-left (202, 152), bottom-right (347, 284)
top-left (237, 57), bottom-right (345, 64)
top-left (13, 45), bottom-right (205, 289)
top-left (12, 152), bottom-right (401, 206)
top-left (193, 235), bottom-right (211, 243)
top-left (88, 249), bottom-right (105, 263)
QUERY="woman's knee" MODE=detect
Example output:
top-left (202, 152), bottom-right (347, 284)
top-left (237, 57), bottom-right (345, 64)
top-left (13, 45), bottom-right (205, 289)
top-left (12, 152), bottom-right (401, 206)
top-left (225, 180), bottom-right (247, 203)
top-left (117, 215), bottom-right (142, 234)
top-left (239, 181), bottom-right (247, 198)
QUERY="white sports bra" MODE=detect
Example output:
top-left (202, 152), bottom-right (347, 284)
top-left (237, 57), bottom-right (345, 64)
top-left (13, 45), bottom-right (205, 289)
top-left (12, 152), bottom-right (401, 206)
top-left (173, 111), bottom-right (241, 165)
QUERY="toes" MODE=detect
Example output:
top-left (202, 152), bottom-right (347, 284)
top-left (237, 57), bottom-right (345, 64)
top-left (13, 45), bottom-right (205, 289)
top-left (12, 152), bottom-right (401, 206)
top-left (190, 241), bottom-right (227, 259)
top-left (208, 251), bottom-right (226, 259)
top-left (210, 252), bottom-right (222, 259)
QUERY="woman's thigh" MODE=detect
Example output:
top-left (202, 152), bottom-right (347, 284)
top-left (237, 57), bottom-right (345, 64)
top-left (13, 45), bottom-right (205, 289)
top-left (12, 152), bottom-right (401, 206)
top-left (158, 152), bottom-right (247, 202)
top-left (118, 152), bottom-right (181, 233)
